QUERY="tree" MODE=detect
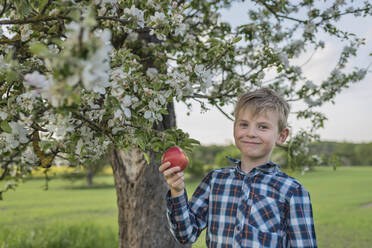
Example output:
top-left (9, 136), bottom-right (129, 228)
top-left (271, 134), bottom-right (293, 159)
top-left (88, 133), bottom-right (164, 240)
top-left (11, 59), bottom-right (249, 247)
top-left (61, 153), bottom-right (109, 187)
top-left (0, 0), bottom-right (371, 247)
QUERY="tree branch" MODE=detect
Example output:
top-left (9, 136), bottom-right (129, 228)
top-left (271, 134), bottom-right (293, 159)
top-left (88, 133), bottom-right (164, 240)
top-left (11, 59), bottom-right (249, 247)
top-left (0, 0), bottom-right (8, 18)
top-left (41, 0), bottom-right (53, 15)
top-left (0, 136), bottom-right (35, 180)
top-left (0, 15), bottom-right (133, 26)
top-left (216, 104), bottom-right (234, 121)
top-left (187, 93), bottom-right (236, 100)
top-left (0, 16), bottom-right (71, 25)
top-left (96, 16), bottom-right (131, 25)
top-left (319, 7), bottom-right (372, 23)
top-left (0, 164), bottom-right (9, 180)
top-left (256, 0), bottom-right (306, 23)
top-left (72, 112), bottom-right (115, 144)
top-left (256, 0), bottom-right (281, 22)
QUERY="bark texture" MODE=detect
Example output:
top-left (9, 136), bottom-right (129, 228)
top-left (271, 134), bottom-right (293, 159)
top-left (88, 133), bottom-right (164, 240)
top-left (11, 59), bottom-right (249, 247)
top-left (109, 102), bottom-right (191, 248)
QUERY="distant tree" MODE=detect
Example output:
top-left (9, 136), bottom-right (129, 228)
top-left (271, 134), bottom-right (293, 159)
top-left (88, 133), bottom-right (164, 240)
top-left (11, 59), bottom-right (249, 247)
top-left (188, 144), bottom-right (226, 176)
top-left (1, 1), bottom-right (371, 247)
top-left (354, 143), bottom-right (372, 165)
top-left (214, 145), bottom-right (240, 169)
top-left (61, 154), bottom-right (109, 186)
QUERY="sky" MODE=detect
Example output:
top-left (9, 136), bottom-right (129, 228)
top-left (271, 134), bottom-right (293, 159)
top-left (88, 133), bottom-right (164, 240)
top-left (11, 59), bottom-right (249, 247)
top-left (175, 2), bottom-right (372, 145)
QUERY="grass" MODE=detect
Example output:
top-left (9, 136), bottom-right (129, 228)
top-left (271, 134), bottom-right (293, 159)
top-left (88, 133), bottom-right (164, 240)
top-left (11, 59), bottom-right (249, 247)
top-left (1, 166), bottom-right (372, 247)
top-left (0, 223), bottom-right (117, 248)
top-left (0, 175), bottom-right (118, 248)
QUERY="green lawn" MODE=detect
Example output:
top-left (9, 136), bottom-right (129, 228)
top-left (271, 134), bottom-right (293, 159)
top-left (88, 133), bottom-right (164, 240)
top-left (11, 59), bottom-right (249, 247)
top-left (0, 176), bottom-right (118, 248)
top-left (1, 166), bottom-right (372, 247)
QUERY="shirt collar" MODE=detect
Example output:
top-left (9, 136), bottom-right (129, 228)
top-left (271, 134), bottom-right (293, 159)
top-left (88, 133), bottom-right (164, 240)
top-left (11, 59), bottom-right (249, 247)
top-left (226, 156), bottom-right (279, 176)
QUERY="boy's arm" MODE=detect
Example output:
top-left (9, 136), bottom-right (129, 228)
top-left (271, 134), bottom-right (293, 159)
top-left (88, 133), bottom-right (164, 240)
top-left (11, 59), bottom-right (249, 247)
top-left (287, 185), bottom-right (317, 248)
top-left (166, 172), bottom-right (211, 244)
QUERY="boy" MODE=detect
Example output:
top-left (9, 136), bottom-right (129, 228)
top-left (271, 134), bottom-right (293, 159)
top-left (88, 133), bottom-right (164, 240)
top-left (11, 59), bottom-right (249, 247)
top-left (159, 88), bottom-right (317, 247)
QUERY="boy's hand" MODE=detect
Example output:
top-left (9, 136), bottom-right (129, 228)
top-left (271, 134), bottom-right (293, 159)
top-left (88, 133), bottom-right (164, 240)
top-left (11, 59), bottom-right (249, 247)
top-left (159, 162), bottom-right (185, 197)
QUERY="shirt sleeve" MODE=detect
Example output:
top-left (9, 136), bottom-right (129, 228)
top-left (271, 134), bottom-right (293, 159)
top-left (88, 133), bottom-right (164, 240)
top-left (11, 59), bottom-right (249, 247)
top-left (286, 185), bottom-right (317, 248)
top-left (166, 172), bottom-right (212, 244)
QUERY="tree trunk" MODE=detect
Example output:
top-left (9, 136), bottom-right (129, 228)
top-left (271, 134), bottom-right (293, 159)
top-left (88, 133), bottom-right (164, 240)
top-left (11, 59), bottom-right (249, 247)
top-left (109, 102), bottom-right (190, 248)
top-left (86, 167), bottom-right (94, 187)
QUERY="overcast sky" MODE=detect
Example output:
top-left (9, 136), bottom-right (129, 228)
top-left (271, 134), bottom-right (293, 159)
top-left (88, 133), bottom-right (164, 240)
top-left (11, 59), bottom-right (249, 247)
top-left (175, 2), bottom-right (372, 145)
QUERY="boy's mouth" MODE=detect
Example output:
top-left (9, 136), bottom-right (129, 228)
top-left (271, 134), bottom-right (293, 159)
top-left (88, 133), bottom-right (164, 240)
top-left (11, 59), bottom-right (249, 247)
top-left (241, 141), bottom-right (261, 145)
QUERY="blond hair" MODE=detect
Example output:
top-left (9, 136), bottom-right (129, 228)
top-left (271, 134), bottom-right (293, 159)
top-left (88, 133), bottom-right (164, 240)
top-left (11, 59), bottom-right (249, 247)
top-left (234, 88), bottom-right (290, 132)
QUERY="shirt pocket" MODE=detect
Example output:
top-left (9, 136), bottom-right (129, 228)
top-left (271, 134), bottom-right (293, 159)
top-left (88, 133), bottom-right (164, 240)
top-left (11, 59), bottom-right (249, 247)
top-left (247, 192), bottom-right (286, 233)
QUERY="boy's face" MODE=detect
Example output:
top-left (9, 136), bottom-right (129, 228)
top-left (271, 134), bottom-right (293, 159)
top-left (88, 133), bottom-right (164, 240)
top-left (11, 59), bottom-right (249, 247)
top-left (234, 107), bottom-right (289, 165)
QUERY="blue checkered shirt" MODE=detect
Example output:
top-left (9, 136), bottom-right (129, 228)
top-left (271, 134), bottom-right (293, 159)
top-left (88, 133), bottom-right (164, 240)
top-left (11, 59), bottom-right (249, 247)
top-left (166, 158), bottom-right (317, 247)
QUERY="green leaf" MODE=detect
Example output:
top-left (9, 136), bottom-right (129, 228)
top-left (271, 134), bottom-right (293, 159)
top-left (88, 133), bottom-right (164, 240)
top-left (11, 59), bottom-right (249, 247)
top-left (143, 152), bottom-right (150, 164)
top-left (6, 71), bottom-right (18, 83)
top-left (159, 109), bottom-right (168, 115)
top-left (1, 120), bottom-right (12, 133)
top-left (138, 141), bottom-right (145, 150)
top-left (38, 0), bottom-right (49, 12)
top-left (186, 138), bottom-right (200, 145)
top-left (67, 9), bottom-right (81, 22)
top-left (232, 36), bottom-right (242, 43)
top-left (14, 0), bottom-right (32, 17)
top-left (30, 42), bottom-right (49, 56)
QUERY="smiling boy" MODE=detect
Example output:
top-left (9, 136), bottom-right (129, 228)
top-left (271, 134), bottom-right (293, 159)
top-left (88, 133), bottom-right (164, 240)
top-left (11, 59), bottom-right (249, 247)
top-left (159, 88), bottom-right (317, 247)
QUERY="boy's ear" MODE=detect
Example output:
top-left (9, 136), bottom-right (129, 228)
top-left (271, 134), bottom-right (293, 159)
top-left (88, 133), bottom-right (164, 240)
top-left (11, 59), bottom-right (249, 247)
top-left (276, 127), bottom-right (289, 145)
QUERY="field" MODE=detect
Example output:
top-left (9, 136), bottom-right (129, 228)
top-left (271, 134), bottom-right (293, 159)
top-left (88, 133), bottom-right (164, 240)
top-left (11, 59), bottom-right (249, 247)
top-left (1, 166), bottom-right (372, 247)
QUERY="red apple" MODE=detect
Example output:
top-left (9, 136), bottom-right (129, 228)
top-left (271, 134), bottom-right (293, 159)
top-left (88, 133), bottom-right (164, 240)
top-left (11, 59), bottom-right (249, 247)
top-left (161, 146), bottom-right (189, 171)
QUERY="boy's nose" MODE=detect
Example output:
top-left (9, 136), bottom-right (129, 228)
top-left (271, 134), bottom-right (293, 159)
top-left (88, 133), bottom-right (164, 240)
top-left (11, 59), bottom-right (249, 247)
top-left (246, 126), bottom-right (257, 137)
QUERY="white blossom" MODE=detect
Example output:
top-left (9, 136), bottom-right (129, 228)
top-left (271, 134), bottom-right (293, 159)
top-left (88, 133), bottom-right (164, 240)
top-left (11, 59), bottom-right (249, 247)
top-left (66, 22), bottom-right (88, 43)
top-left (144, 110), bottom-right (152, 119)
top-left (87, 98), bottom-right (99, 109)
top-left (343, 46), bottom-right (356, 55)
top-left (150, 12), bottom-right (168, 25)
top-left (175, 24), bottom-right (187, 36)
top-left (149, 29), bottom-right (166, 41)
top-left (24, 71), bottom-right (48, 89)
top-left (122, 95), bottom-right (132, 107)
top-left (279, 53), bottom-right (289, 67)
top-left (114, 109), bottom-right (122, 119)
top-left (8, 121), bottom-right (29, 148)
top-left (146, 68), bottom-right (158, 79)
top-left (66, 74), bottom-right (80, 87)
top-left (146, 0), bottom-right (156, 8)
top-left (305, 80), bottom-right (317, 90)
top-left (194, 64), bottom-right (213, 89)
top-left (76, 138), bottom-right (83, 155)
top-left (123, 5), bottom-right (145, 28)
top-left (126, 31), bottom-right (139, 42)
top-left (46, 116), bottom-right (75, 139)
top-left (158, 94), bottom-right (166, 105)
top-left (108, 119), bottom-right (115, 127)
top-left (304, 22), bottom-right (316, 34)
top-left (20, 24), bottom-right (33, 42)
top-left (0, 111), bottom-right (8, 120)
top-left (95, 0), bottom-right (117, 4)
top-left (112, 127), bottom-right (124, 135)
top-left (22, 148), bottom-right (39, 164)
top-left (81, 38), bottom-right (112, 94)
top-left (124, 108), bottom-right (131, 119)
top-left (304, 97), bottom-right (321, 107)
top-left (331, 69), bottom-right (343, 80)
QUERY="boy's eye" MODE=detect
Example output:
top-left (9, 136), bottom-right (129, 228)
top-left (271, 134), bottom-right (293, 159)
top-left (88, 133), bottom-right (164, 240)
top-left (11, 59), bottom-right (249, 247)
top-left (239, 123), bottom-right (248, 127)
top-left (259, 125), bottom-right (268, 129)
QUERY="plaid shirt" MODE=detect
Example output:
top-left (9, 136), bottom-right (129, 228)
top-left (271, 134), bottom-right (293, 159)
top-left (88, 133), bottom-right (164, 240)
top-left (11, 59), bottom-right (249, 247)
top-left (166, 158), bottom-right (317, 247)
